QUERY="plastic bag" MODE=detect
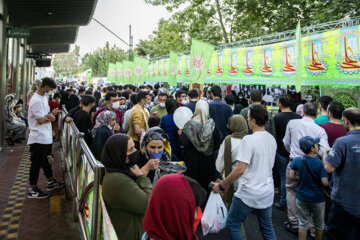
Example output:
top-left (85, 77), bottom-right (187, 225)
top-left (201, 192), bottom-right (228, 236)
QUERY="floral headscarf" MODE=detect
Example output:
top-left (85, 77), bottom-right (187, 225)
top-left (182, 100), bottom-right (215, 156)
top-left (92, 110), bottom-right (116, 137)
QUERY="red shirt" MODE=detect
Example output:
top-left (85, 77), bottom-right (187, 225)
top-left (319, 122), bottom-right (347, 147)
top-left (48, 101), bottom-right (61, 121)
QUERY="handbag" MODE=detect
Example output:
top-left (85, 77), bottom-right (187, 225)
top-left (301, 158), bottom-right (331, 198)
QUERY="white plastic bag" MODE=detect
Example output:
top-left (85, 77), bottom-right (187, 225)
top-left (201, 192), bottom-right (228, 236)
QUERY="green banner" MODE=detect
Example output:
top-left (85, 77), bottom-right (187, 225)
top-left (107, 63), bottom-right (116, 83)
top-left (133, 56), bottom-right (149, 84)
top-left (122, 60), bottom-right (134, 84)
top-left (168, 51), bottom-right (178, 86)
top-left (295, 20), bottom-right (302, 92)
top-left (190, 38), bottom-right (215, 84)
top-left (115, 62), bottom-right (123, 83)
top-left (144, 24), bottom-right (360, 86)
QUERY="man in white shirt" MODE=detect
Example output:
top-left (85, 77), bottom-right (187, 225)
top-left (282, 103), bottom-right (329, 232)
top-left (27, 78), bottom-right (64, 199)
top-left (213, 105), bottom-right (277, 240)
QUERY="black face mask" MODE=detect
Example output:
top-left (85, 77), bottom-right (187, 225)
top-left (126, 150), bottom-right (140, 167)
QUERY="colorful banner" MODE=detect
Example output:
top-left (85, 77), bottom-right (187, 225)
top-left (295, 20), bottom-right (303, 91)
top-left (133, 56), bottom-right (149, 84)
top-left (144, 24), bottom-right (360, 86)
top-left (190, 38), bottom-right (215, 84)
top-left (168, 51), bottom-right (178, 86)
top-left (122, 60), bottom-right (134, 84)
top-left (107, 63), bottom-right (116, 83)
top-left (115, 62), bottom-right (122, 83)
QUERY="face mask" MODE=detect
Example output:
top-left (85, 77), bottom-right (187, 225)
top-left (119, 105), bottom-right (127, 110)
top-left (144, 103), bottom-right (150, 108)
top-left (112, 101), bottom-right (120, 110)
top-left (148, 150), bottom-right (163, 159)
top-left (126, 150), bottom-right (140, 167)
top-left (181, 100), bottom-right (189, 105)
top-left (159, 102), bottom-right (166, 108)
top-left (45, 90), bottom-right (52, 97)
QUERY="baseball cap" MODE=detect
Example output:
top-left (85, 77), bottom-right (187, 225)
top-left (299, 136), bottom-right (320, 153)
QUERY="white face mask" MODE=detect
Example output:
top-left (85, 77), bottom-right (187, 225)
top-left (181, 100), bottom-right (189, 105)
top-left (144, 103), bottom-right (150, 108)
top-left (159, 102), bottom-right (166, 108)
top-left (45, 90), bottom-right (53, 97)
top-left (112, 101), bottom-right (120, 110)
top-left (119, 105), bottom-right (127, 110)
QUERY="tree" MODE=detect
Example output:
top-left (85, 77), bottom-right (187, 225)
top-left (80, 42), bottom-right (128, 77)
top-left (52, 45), bottom-right (81, 77)
top-left (141, 0), bottom-right (360, 55)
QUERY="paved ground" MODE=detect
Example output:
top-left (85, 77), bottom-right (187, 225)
top-left (0, 141), bottom-right (80, 240)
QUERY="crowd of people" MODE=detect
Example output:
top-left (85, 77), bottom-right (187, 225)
top-left (22, 77), bottom-right (360, 240)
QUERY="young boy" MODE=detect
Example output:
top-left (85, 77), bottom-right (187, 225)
top-left (289, 136), bottom-right (329, 240)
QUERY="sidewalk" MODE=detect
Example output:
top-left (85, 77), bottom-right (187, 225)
top-left (0, 142), bottom-right (81, 240)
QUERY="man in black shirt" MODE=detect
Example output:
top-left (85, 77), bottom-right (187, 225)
top-left (73, 95), bottom-right (96, 149)
top-left (273, 94), bottom-right (302, 210)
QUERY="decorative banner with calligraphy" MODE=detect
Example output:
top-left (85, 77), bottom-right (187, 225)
top-left (144, 25), bottom-right (360, 86)
top-left (190, 39), bottom-right (215, 84)
top-left (133, 56), bottom-right (149, 84)
top-left (122, 60), bottom-right (134, 84)
top-left (106, 63), bottom-right (116, 83)
top-left (168, 51), bottom-right (178, 86)
top-left (115, 62), bottom-right (122, 83)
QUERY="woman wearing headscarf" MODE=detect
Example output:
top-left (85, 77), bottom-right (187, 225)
top-left (179, 100), bottom-right (222, 193)
top-left (138, 127), bottom-right (186, 184)
top-left (92, 110), bottom-right (120, 161)
top-left (5, 94), bottom-right (27, 144)
top-left (101, 134), bottom-right (152, 240)
top-left (142, 173), bottom-right (207, 240)
top-left (160, 98), bottom-right (183, 159)
top-left (215, 115), bottom-right (248, 208)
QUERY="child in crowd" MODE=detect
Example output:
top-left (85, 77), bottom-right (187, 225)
top-left (289, 136), bottom-right (329, 240)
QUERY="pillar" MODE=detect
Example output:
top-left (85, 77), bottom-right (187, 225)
top-left (0, 0), bottom-right (8, 149)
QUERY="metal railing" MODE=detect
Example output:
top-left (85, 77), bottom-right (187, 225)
top-left (59, 107), bottom-right (118, 240)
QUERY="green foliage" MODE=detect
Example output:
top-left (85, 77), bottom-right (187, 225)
top-left (52, 45), bottom-right (81, 77)
top-left (80, 42), bottom-right (128, 77)
top-left (140, 0), bottom-right (360, 57)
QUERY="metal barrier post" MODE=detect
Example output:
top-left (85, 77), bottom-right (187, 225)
top-left (91, 165), bottom-right (101, 240)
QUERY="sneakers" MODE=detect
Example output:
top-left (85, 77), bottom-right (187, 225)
top-left (47, 180), bottom-right (65, 192)
top-left (28, 187), bottom-right (49, 199)
top-left (283, 220), bottom-right (299, 233)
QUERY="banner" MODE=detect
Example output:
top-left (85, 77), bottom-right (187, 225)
top-left (295, 20), bottom-right (302, 92)
top-left (144, 24), bottom-right (360, 86)
top-left (190, 38), bottom-right (215, 84)
top-left (168, 51), bottom-right (178, 86)
top-left (115, 62), bottom-right (123, 83)
top-left (133, 56), bottom-right (149, 84)
top-left (107, 63), bottom-right (116, 83)
top-left (122, 60), bottom-right (134, 84)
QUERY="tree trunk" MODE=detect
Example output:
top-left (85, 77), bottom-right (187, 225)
top-left (214, 0), bottom-right (229, 43)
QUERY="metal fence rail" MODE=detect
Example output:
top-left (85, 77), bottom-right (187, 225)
top-left (59, 107), bottom-right (118, 240)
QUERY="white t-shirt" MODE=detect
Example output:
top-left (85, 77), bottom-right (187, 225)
top-left (27, 93), bottom-right (53, 145)
top-left (234, 131), bottom-right (277, 209)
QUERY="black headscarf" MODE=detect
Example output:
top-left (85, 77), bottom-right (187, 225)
top-left (101, 133), bottom-right (135, 180)
top-left (66, 94), bottom-right (80, 111)
top-left (165, 98), bottom-right (178, 114)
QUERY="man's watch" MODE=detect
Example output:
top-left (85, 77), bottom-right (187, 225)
top-left (219, 183), bottom-right (225, 192)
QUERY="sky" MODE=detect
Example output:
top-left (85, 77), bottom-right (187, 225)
top-left (75, 0), bottom-right (172, 56)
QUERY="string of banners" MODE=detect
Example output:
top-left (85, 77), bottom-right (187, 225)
top-left (107, 24), bottom-right (360, 86)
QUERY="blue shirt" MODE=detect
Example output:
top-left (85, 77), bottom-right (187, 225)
top-left (326, 129), bottom-right (360, 217)
top-left (314, 115), bottom-right (329, 125)
top-left (161, 114), bottom-right (183, 158)
top-left (209, 98), bottom-right (233, 139)
top-left (184, 100), bottom-right (197, 113)
top-left (290, 155), bottom-right (328, 203)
